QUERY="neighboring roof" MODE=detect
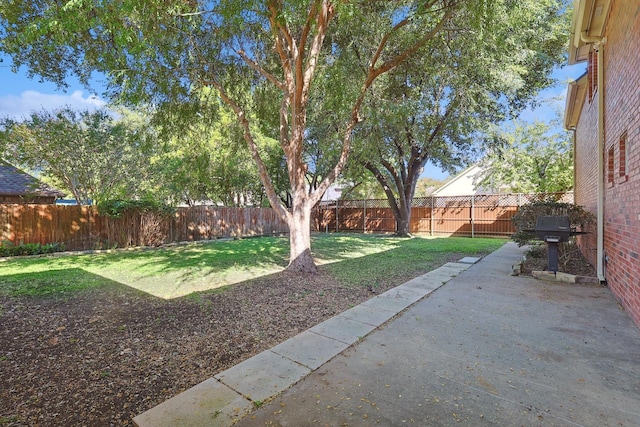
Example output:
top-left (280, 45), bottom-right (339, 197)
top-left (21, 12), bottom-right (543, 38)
top-left (568, 0), bottom-right (611, 64)
top-left (0, 160), bottom-right (65, 198)
top-left (564, 72), bottom-right (589, 130)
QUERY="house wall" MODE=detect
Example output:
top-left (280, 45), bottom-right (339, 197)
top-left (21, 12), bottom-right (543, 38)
top-left (574, 86), bottom-right (599, 268)
top-left (433, 165), bottom-right (487, 196)
top-left (602, 0), bottom-right (640, 327)
top-left (575, 0), bottom-right (640, 327)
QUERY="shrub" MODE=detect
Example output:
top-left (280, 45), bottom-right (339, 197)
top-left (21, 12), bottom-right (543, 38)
top-left (511, 201), bottom-right (595, 247)
top-left (511, 201), bottom-right (595, 269)
top-left (97, 199), bottom-right (175, 218)
top-left (97, 199), bottom-right (175, 247)
top-left (0, 241), bottom-right (66, 257)
top-left (525, 244), bottom-right (546, 259)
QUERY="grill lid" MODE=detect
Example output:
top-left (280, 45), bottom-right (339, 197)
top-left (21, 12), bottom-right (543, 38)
top-left (534, 216), bottom-right (571, 243)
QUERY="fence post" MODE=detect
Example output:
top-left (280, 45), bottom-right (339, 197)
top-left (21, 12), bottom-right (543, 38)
top-left (471, 195), bottom-right (475, 238)
top-left (430, 196), bottom-right (435, 237)
top-left (363, 199), bottom-right (367, 233)
top-left (325, 205), bottom-right (329, 233)
top-left (335, 200), bottom-right (339, 233)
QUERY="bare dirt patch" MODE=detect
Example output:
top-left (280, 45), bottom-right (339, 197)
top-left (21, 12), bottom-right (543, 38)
top-left (1, 253), bottom-right (471, 426)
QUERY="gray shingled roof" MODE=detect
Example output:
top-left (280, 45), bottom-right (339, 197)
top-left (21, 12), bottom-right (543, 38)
top-left (0, 160), bottom-right (65, 197)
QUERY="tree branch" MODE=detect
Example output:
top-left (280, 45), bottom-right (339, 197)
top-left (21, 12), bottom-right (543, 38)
top-left (205, 78), bottom-right (291, 223)
top-left (369, 5), bottom-right (457, 80)
top-left (236, 49), bottom-right (286, 91)
top-left (302, 1), bottom-right (335, 95)
top-left (363, 160), bottom-right (401, 219)
top-left (306, 2), bottom-right (456, 207)
top-left (417, 95), bottom-right (460, 164)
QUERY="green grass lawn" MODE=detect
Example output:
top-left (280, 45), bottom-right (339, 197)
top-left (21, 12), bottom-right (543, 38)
top-left (0, 234), bottom-right (506, 299)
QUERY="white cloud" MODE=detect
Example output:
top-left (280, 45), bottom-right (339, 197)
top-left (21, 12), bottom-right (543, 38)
top-left (0, 90), bottom-right (107, 120)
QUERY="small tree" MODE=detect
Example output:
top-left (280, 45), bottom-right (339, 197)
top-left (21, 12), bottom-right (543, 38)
top-left (478, 119), bottom-right (573, 193)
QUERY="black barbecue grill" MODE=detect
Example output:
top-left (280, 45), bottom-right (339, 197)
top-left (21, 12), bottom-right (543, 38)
top-left (529, 216), bottom-right (588, 273)
top-left (534, 216), bottom-right (572, 244)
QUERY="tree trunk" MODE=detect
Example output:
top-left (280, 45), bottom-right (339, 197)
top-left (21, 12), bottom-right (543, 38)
top-left (286, 199), bottom-right (317, 273)
top-left (363, 161), bottom-right (417, 238)
top-left (394, 203), bottom-right (412, 237)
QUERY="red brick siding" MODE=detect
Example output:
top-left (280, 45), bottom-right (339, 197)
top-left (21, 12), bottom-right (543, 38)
top-left (607, 146), bottom-right (615, 187)
top-left (603, 0), bottom-right (640, 328)
top-left (575, 0), bottom-right (640, 327)
top-left (574, 81), bottom-right (599, 269)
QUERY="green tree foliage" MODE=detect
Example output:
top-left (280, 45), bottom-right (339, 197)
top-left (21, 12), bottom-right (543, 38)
top-left (337, 177), bottom-right (446, 200)
top-left (339, 0), bottom-right (569, 236)
top-left (1, 0), bottom-right (471, 271)
top-left (0, 107), bottom-right (154, 204)
top-left (415, 178), bottom-right (447, 197)
top-left (478, 119), bottom-right (573, 193)
top-left (152, 103), bottom-right (285, 207)
top-left (337, 178), bottom-right (387, 200)
top-left (511, 200), bottom-right (595, 246)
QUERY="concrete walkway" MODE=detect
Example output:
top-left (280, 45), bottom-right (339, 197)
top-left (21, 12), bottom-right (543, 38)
top-left (134, 243), bottom-right (640, 426)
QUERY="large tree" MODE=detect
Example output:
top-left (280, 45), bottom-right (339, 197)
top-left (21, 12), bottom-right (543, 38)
top-left (341, 0), bottom-right (569, 236)
top-left (1, 0), bottom-right (474, 272)
top-left (0, 107), bottom-right (154, 204)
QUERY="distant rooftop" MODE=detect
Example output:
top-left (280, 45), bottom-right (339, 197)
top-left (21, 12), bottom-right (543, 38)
top-left (0, 160), bottom-right (65, 197)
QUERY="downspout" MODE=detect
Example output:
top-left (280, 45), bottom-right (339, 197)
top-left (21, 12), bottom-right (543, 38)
top-left (581, 31), bottom-right (606, 282)
top-left (568, 127), bottom-right (579, 275)
top-left (571, 129), bottom-right (576, 200)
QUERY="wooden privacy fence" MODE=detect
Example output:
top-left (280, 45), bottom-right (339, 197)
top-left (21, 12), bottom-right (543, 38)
top-left (0, 205), bottom-right (288, 251)
top-left (1, 192), bottom-right (573, 251)
top-left (312, 192), bottom-right (574, 237)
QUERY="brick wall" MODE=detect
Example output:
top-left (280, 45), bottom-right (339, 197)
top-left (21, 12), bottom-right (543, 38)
top-left (575, 0), bottom-right (640, 328)
top-left (574, 84), bottom-right (599, 269)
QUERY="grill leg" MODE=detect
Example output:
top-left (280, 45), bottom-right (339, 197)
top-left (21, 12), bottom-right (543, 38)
top-left (547, 242), bottom-right (559, 273)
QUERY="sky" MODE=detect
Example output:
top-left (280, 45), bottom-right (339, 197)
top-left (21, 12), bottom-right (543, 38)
top-left (0, 56), bottom-right (106, 117)
top-left (0, 53), bottom-right (586, 181)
